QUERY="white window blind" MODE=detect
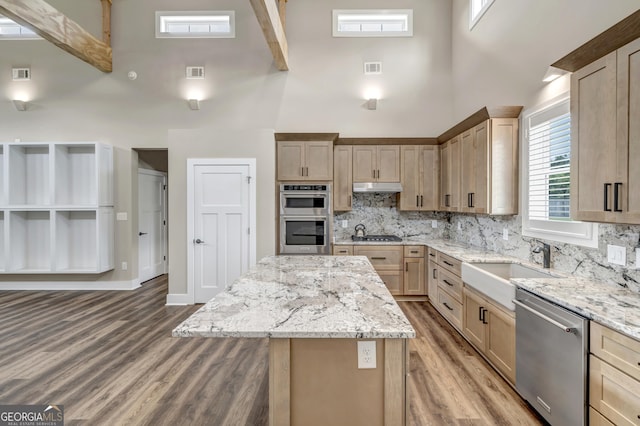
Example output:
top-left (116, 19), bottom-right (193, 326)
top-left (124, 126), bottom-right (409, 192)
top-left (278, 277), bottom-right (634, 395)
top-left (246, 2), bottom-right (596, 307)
top-left (521, 95), bottom-right (598, 248)
top-left (0, 16), bottom-right (40, 39)
top-left (333, 10), bottom-right (413, 37)
top-left (155, 11), bottom-right (235, 38)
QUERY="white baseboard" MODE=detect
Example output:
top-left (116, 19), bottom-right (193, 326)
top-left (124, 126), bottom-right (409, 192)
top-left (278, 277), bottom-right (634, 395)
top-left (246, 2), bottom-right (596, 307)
top-left (166, 293), bottom-right (194, 305)
top-left (0, 279), bottom-right (141, 291)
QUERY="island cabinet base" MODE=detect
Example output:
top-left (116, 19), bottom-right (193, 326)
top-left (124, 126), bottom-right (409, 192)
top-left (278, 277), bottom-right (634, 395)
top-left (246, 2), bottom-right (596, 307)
top-left (269, 338), bottom-right (408, 426)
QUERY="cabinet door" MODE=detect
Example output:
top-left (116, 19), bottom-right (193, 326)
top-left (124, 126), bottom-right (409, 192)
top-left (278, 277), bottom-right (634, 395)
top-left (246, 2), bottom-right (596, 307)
top-left (462, 288), bottom-right (486, 351)
top-left (448, 136), bottom-right (461, 212)
top-left (332, 245), bottom-right (353, 255)
top-left (488, 118), bottom-right (518, 215)
top-left (305, 141), bottom-right (333, 180)
top-left (399, 146), bottom-right (420, 211)
top-left (485, 301), bottom-right (515, 384)
top-left (333, 146), bottom-right (353, 211)
top-left (439, 140), bottom-right (451, 210)
top-left (590, 355), bottom-right (640, 426)
top-left (419, 146), bottom-right (439, 211)
top-left (473, 121), bottom-right (489, 214)
top-left (377, 146), bottom-right (400, 182)
top-left (353, 245), bottom-right (402, 270)
top-left (378, 270), bottom-right (403, 295)
top-left (571, 52), bottom-right (618, 222)
top-left (352, 146), bottom-right (377, 182)
top-left (460, 129), bottom-right (475, 213)
top-left (427, 260), bottom-right (438, 301)
top-left (277, 142), bottom-right (305, 180)
top-left (618, 38), bottom-right (640, 224)
top-left (404, 257), bottom-right (425, 296)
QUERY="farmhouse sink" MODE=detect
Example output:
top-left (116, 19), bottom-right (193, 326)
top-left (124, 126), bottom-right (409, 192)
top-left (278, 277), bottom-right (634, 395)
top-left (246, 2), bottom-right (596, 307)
top-left (461, 262), bottom-right (558, 311)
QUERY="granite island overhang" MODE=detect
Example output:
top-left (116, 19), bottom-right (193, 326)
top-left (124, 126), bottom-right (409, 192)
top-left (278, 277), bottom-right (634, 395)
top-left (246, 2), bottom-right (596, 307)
top-left (173, 255), bottom-right (415, 426)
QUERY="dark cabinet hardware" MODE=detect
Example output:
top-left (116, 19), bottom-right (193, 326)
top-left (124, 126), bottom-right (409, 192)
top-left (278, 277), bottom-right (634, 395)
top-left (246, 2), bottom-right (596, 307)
top-left (443, 260), bottom-right (454, 266)
top-left (481, 308), bottom-right (488, 324)
top-left (443, 279), bottom-right (454, 287)
top-left (429, 253), bottom-right (436, 257)
top-left (405, 263), bottom-right (408, 272)
top-left (478, 306), bottom-right (483, 321)
top-left (604, 183), bottom-right (612, 211)
top-left (614, 182), bottom-right (623, 212)
top-left (138, 232), bottom-right (147, 236)
top-left (371, 257), bottom-right (387, 260)
top-left (410, 250), bottom-right (418, 254)
top-left (420, 195), bottom-right (423, 207)
top-left (194, 238), bottom-right (204, 244)
top-left (470, 192), bottom-right (475, 208)
top-left (348, 195), bottom-right (352, 207)
top-left (443, 302), bottom-right (454, 311)
top-left (416, 195), bottom-right (420, 207)
top-left (432, 268), bottom-right (437, 279)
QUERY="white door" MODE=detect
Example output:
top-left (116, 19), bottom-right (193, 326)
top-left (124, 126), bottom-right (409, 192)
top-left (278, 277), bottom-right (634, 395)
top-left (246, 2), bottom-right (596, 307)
top-left (188, 159), bottom-right (256, 303)
top-left (138, 170), bottom-right (167, 283)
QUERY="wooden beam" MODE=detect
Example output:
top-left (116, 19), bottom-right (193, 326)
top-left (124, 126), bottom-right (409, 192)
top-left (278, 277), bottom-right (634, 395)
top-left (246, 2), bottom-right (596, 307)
top-left (101, 0), bottom-right (112, 46)
top-left (278, 0), bottom-right (287, 30)
top-left (0, 0), bottom-right (112, 73)
top-left (249, 0), bottom-right (289, 71)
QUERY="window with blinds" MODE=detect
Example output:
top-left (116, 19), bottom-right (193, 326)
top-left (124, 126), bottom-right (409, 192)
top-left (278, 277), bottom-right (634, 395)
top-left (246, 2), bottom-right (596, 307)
top-left (155, 11), bottom-right (235, 39)
top-left (332, 10), bottom-right (413, 37)
top-left (0, 16), bottom-right (40, 39)
top-left (521, 95), bottom-right (598, 248)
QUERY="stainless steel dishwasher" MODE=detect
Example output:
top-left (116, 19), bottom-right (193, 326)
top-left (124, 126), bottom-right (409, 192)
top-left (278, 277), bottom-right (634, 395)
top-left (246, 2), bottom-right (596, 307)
top-left (514, 288), bottom-right (589, 426)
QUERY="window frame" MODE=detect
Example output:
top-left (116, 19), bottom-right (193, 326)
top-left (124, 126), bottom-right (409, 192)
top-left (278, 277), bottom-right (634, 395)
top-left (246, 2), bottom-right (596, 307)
top-left (469, 0), bottom-right (495, 30)
top-left (332, 9), bottom-right (414, 38)
top-left (155, 11), bottom-right (235, 39)
top-left (521, 93), bottom-right (599, 248)
top-left (0, 16), bottom-right (41, 40)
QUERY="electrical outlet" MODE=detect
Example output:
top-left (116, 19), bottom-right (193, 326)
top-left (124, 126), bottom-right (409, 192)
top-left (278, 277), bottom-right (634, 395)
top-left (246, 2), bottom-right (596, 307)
top-left (607, 244), bottom-right (626, 266)
top-left (341, 220), bottom-right (348, 228)
top-left (116, 212), bottom-right (128, 221)
top-left (457, 222), bottom-right (462, 231)
top-left (502, 228), bottom-right (509, 241)
top-left (121, 262), bottom-right (128, 271)
top-left (431, 220), bottom-right (437, 229)
top-left (357, 341), bottom-right (376, 369)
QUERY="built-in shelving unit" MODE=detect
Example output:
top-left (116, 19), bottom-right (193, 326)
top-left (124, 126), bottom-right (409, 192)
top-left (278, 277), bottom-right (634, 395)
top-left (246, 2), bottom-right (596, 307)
top-left (0, 142), bottom-right (114, 274)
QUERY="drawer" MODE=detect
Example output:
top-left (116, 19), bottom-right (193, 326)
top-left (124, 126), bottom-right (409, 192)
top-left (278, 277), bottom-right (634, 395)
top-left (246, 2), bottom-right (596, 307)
top-left (438, 267), bottom-right (463, 302)
top-left (436, 286), bottom-right (463, 331)
top-left (589, 355), bottom-right (640, 425)
top-left (353, 246), bottom-right (403, 270)
top-left (438, 252), bottom-right (462, 276)
top-left (427, 247), bottom-right (438, 262)
top-left (591, 321), bottom-right (640, 381)
top-left (378, 270), bottom-right (403, 296)
top-left (588, 407), bottom-right (615, 426)
top-left (333, 245), bottom-right (353, 255)
top-left (404, 245), bottom-right (425, 258)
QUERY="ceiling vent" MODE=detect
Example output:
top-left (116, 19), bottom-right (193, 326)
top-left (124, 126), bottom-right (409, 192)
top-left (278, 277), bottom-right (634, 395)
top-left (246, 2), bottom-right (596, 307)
top-left (12, 67), bottom-right (30, 81)
top-left (364, 62), bottom-right (382, 75)
top-left (186, 66), bottom-right (205, 79)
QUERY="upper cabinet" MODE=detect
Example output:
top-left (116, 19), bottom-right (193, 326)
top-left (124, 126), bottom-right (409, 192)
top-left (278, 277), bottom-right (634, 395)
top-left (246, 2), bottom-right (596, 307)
top-left (440, 136), bottom-right (461, 212)
top-left (399, 145), bottom-right (439, 211)
top-left (333, 145), bottom-right (353, 211)
top-left (353, 145), bottom-right (400, 183)
top-left (277, 140), bottom-right (333, 181)
top-left (571, 38), bottom-right (640, 224)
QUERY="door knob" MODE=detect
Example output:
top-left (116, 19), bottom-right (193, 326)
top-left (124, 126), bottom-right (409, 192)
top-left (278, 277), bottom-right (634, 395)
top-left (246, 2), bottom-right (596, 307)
top-left (194, 238), bottom-right (205, 244)
top-left (139, 232), bottom-right (148, 236)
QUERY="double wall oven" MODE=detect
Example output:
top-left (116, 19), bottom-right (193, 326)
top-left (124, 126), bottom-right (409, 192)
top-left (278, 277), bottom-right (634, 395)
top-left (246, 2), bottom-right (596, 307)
top-left (279, 184), bottom-right (331, 254)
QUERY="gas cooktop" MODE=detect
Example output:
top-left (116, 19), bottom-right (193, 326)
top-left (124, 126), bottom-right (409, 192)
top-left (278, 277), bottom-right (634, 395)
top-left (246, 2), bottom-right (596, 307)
top-left (351, 235), bottom-right (403, 242)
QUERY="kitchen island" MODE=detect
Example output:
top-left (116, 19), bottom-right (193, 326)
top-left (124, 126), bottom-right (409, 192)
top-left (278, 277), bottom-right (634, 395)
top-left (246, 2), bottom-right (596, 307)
top-left (173, 255), bottom-right (415, 426)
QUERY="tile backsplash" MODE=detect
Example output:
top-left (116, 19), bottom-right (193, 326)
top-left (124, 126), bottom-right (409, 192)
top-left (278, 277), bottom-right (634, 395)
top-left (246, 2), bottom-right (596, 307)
top-left (334, 193), bottom-right (640, 293)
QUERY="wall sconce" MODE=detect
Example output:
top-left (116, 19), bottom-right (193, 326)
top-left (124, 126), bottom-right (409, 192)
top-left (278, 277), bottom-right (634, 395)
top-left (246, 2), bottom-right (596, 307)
top-left (13, 99), bottom-right (28, 111)
top-left (367, 98), bottom-right (377, 110)
top-left (188, 99), bottom-right (200, 110)
top-left (542, 66), bottom-right (567, 83)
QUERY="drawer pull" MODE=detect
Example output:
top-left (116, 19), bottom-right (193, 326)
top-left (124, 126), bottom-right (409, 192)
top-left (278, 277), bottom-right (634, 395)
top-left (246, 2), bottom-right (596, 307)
top-left (429, 253), bottom-right (436, 257)
top-left (371, 257), bottom-right (387, 260)
top-left (338, 250), bottom-right (348, 254)
top-left (443, 279), bottom-right (454, 287)
top-left (406, 263), bottom-right (408, 272)
top-left (443, 260), bottom-right (454, 267)
top-left (410, 250), bottom-right (418, 254)
top-left (432, 269), bottom-right (437, 279)
top-left (442, 302), bottom-right (454, 311)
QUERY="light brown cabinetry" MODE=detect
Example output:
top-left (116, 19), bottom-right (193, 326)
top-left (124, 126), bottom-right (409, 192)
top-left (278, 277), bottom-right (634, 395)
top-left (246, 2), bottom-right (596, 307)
top-left (427, 248), bottom-right (438, 300)
top-left (403, 246), bottom-right (425, 296)
top-left (439, 136), bottom-right (461, 211)
top-left (353, 146), bottom-right (400, 183)
top-left (399, 145), bottom-right (439, 211)
top-left (571, 38), bottom-right (640, 224)
top-left (428, 249), bottom-right (463, 330)
top-left (332, 245), bottom-right (353, 256)
top-left (589, 322), bottom-right (640, 425)
top-left (277, 141), bottom-right (333, 181)
top-left (333, 146), bottom-right (353, 211)
top-left (462, 286), bottom-right (515, 384)
top-left (353, 245), bottom-right (404, 295)
top-left (459, 119), bottom-right (518, 215)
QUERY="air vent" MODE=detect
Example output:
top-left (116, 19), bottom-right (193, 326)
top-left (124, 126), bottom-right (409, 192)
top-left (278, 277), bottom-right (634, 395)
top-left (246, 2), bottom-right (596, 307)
top-left (12, 67), bottom-right (30, 81)
top-left (186, 66), bottom-right (205, 79)
top-left (364, 62), bottom-right (382, 75)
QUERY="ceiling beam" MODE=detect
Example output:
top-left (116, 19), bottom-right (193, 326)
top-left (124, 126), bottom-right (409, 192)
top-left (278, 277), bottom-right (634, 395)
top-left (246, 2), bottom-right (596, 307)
top-left (249, 0), bottom-right (289, 71)
top-left (0, 0), bottom-right (112, 73)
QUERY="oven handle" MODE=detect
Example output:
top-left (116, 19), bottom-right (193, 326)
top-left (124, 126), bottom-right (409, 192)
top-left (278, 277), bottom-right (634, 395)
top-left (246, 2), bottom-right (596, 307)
top-left (512, 299), bottom-right (576, 333)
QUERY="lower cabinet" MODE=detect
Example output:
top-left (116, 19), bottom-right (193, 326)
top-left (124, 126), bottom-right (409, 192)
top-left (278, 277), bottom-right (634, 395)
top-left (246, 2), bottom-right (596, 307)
top-left (428, 249), bottom-right (463, 331)
top-left (404, 246), bottom-right (425, 296)
top-left (589, 321), bottom-right (640, 425)
top-left (462, 286), bottom-right (515, 384)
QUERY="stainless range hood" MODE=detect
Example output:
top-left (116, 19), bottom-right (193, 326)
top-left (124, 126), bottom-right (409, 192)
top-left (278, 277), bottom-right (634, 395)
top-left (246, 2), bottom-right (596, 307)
top-left (353, 182), bottom-right (403, 193)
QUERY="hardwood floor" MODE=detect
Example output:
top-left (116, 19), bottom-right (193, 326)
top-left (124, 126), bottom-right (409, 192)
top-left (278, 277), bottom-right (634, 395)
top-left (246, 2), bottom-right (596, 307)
top-left (0, 277), bottom-right (543, 425)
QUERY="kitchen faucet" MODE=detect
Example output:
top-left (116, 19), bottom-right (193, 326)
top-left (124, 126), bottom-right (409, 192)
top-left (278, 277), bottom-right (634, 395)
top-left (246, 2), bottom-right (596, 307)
top-left (533, 242), bottom-right (551, 269)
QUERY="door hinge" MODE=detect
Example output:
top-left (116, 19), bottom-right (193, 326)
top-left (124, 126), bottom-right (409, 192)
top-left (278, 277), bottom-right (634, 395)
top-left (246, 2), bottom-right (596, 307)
top-left (246, 176), bottom-right (252, 184)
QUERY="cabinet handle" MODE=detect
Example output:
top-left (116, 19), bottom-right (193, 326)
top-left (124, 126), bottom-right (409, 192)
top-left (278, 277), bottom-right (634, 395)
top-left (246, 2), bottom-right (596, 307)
top-left (443, 279), bottom-right (454, 287)
top-left (429, 253), bottom-right (436, 257)
top-left (416, 195), bottom-right (420, 207)
top-left (348, 195), bottom-right (352, 207)
top-left (373, 169), bottom-right (376, 179)
top-left (481, 308), bottom-right (488, 324)
top-left (604, 183), bottom-right (612, 211)
top-left (420, 195), bottom-right (423, 207)
top-left (468, 193), bottom-right (472, 208)
top-left (470, 192), bottom-right (475, 208)
top-left (371, 257), bottom-right (387, 260)
top-left (443, 260), bottom-right (454, 267)
top-left (442, 302), bottom-right (454, 311)
top-left (411, 250), bottom-right (418, 254)
top-left (377, 169), bottom-right (380, 179)
top-left (478, 306), bottom-right (483, 321)
top-left (614, 182), bottom-right (623, 212)
top-left (338, 250), bottom-right (348, 253)
top-left (406, 263), bottom-right (409, 272)
top-left (432, 268), bottom-right (437, 279)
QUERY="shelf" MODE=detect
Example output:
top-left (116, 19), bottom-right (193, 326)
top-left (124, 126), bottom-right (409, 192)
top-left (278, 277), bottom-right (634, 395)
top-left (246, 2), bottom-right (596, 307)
top-left (0, 211), bottom-right (4, 271)
top-left (54, 210), bottom-right (97, 271)
top-left (54, 144), bottom-right (97, 206)
top-left (8, 144), bottom-right (50, 206)
top-left (8, 211), bottom-right (51, 272)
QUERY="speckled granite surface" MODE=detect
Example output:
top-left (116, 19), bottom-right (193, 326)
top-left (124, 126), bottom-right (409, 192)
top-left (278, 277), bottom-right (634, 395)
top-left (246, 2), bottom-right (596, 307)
top-left (335, 237), bottom-right (640, 341)
top-left (172, 255), bottom-right (415, 339)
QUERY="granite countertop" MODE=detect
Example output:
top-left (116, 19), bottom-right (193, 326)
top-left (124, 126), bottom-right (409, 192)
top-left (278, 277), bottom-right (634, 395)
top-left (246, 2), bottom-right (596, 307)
top-left (172, 255), bottom-right (416, 339)
top-left (335, 237), bottom-right (640, 341)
